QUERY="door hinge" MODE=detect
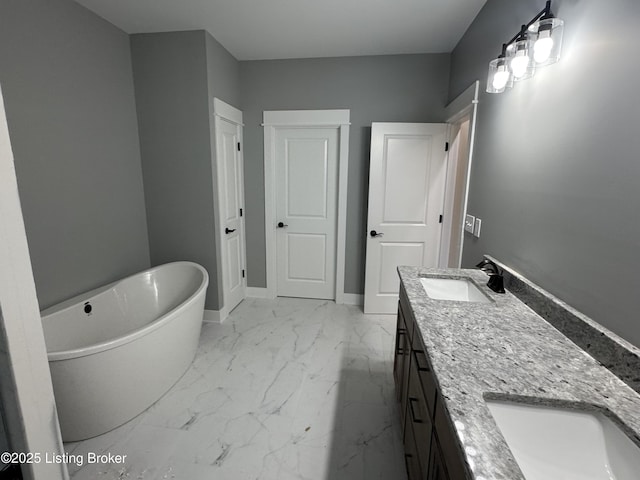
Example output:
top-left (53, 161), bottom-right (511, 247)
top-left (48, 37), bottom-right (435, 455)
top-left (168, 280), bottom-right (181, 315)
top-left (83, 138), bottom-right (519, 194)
top-left (237, 142), bottom-right (241, 152)
top-left (242, 269), bottom-right (245, 278)
top-left (439, 214), bottom-right (443, 223)
top-left (445, 142), bottom-right (449, 152)
top-left (240, 208), bottom-right (243, 217)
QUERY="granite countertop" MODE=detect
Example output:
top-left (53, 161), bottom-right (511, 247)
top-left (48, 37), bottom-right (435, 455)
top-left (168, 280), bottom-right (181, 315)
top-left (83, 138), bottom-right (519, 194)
top-left (398, 265), bottom-right (640, 480)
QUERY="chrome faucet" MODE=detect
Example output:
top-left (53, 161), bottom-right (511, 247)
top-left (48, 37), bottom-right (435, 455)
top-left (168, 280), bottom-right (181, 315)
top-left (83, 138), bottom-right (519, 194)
top-left (476, 259), bottom-right (505, 293)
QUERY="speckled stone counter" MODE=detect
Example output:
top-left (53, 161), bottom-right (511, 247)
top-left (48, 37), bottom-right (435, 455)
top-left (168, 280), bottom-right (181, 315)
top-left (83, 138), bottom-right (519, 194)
top-left (398, 265), bottom-right (640, 480)
top-left (486, 255), bottom-right (640, 394)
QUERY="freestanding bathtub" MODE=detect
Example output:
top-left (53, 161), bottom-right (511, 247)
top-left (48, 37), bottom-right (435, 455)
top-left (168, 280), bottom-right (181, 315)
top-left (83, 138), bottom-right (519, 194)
top-left (41, 262), bottom-right (209, 442)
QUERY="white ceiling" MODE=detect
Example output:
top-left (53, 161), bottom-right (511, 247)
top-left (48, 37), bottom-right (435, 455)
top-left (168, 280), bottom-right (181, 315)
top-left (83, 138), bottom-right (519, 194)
top-left (73, 0), bottom-right (487, 60)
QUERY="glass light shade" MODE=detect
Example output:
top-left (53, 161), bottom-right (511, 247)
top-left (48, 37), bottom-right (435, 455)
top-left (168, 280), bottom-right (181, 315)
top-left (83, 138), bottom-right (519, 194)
top-left (529, 17), bottom-right (564, 66)
top-left (486, 57), bottom-right (513, 93)
top-left (506, 39), bottom-right (535, 81)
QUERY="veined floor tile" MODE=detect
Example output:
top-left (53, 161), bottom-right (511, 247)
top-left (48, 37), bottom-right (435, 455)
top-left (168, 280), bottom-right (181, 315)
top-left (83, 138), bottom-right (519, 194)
top-left (67, 297), bottom-right (406, 480)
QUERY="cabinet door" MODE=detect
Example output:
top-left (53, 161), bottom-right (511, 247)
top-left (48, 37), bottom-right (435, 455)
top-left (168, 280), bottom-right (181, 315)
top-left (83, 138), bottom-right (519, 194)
top-left (434, 397), bottom-right (468, 479)
top-left (403, 412), bottom-right (424, 480)
top-left (428, 436), bottom-right (449, 480)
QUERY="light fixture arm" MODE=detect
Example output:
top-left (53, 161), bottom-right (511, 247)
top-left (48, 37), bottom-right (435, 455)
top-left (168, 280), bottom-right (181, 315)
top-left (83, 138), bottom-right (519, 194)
top-left (499, 43), bottom-right (507, 59)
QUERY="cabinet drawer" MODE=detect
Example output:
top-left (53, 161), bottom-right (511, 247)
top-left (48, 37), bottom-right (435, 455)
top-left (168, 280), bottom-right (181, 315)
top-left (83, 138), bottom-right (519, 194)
top-left (408, 357), bottom-right (433, 475)
top-left (434, 398), bottom-right (469, 479)
top-left (394, 303), bottom-right (408, 401)
top-left (400, 285), bottom-right (415, 341)
top-left (411, 337), bottom-right (437, 418)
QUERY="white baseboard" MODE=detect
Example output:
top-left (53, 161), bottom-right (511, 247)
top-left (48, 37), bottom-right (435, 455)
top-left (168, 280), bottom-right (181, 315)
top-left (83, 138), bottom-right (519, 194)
top-left (243, 288), bottom-right (361, 305)
top-left (203, 307), bottom-right (229, 324)
top-left (246, 287), bottom-right (269, 298)
top-left (341, 294), bottom-right (364, 306)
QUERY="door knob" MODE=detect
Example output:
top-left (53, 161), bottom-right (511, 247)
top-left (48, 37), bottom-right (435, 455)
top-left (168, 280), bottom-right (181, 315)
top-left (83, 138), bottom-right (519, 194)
top-left (277, 222), bottom-right (288, 228)
top-left (225, 227), bottom-right (236, 234)
top-left (370, 230), bottom-right (384, 238)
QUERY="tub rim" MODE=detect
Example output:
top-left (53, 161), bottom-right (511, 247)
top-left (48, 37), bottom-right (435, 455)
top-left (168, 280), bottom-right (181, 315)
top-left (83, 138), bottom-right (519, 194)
top-left (42, 261), bottom-right (209, 362)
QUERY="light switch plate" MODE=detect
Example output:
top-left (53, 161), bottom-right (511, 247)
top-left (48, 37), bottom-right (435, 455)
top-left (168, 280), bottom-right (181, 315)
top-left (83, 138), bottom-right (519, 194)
top-left (464, 214), bottom-right (475, 234)
top-left (474, 218), bottom-right (482, 237)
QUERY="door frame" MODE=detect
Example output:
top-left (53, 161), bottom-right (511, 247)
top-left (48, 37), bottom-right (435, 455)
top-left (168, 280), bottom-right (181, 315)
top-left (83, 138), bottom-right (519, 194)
top-left (262, 110), bottom-right (350, 302)
top-left (0, 85), bottom-right (68, 479)
top-left (213, 98), bottom-right (247, 322)
top-left (440, 81), bottom-right (480, 268)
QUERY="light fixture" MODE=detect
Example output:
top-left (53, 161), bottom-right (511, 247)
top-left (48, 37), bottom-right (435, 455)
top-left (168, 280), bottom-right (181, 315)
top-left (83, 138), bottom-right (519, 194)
top-left (486, 45), bottom-right (512, 94)
top-left (486, 1), bottom-right (564, 94)
top-left (529, 13), bottom-right (564, 66)
top-left (507, 26), bottom-right (536, 81)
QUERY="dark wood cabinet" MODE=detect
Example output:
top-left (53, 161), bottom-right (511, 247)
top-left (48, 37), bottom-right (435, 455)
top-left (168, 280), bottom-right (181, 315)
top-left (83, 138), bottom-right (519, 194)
top-left (427, 436), bottom-right (447, 480)
top-left (393, 306), bottom-right (405, 399)
top-left (403, 412), bottom-right (424, 480)
top-left (394, 304), bottom-right (409, 405)
top-left (394, 284), bottom-right (470, 480)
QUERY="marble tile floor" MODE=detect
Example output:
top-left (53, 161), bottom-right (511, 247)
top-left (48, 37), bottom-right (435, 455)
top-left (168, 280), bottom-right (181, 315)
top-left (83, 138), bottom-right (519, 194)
top-left (65, 297), bottom-right (408, 480)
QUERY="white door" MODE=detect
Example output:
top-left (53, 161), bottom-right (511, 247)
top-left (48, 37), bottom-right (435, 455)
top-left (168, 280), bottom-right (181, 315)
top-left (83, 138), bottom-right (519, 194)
top-left (214, 100), bottom-right (246, 314)
top-left (364, 123), bottom-right (448, 313)
top-left (275, 127), bottom-right (339, 299)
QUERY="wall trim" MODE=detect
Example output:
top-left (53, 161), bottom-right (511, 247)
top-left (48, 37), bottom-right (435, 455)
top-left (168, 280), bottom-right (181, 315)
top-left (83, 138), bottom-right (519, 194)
top-left (262, 109), bottom-right (351, 127)
top-left (263, 109), bottom-right (350, 302)
top-left (342, 294), bottom-right (364, 306)
top-left (442, 81), bottom-right (480, 268)
top-left (246, 287), bottom-right (269, 298)
top-left (203, 307), bottom-right (229, 324)
top-left (213, 98), bottom-right (244, 126)
top-left (445, 81), bottom-right (479, 123)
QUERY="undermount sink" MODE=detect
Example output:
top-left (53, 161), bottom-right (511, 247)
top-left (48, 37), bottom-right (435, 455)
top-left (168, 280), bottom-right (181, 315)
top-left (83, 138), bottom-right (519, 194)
top-left (419, 277), bottom-right (490, 303)
top-left (486, 400), bottom-right (640, 480)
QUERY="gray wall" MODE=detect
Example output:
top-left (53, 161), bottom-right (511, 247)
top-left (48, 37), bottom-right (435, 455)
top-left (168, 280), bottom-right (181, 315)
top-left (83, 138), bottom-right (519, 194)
top-left (240, 54), bottom-right (451, 293)
top-left (0, 0), bottom-right (150, 309)
top-left (205, 33), bottom-right (241, 107)
top-left (131, 30), bottom-right (240, 310)
top-left (450, 0), bottom-right (640, 347)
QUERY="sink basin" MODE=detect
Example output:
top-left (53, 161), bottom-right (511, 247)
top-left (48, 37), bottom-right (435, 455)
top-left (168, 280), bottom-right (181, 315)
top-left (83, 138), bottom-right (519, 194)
top-left (419, 277), bottom-right (490, 303)
top-left (486, 400), bottom-right (640, 480)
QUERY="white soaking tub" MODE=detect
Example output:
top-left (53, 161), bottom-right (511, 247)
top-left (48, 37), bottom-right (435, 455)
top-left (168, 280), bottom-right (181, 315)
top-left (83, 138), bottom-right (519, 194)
top-left (41, 262), bottom-right (209, 441)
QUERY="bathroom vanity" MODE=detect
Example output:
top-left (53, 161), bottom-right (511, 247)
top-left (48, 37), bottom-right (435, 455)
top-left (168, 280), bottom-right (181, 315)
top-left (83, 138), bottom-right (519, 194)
top-left (395, 281), bottom-right (468, 479)
top-left (394, 265), bottom-right (640, 480)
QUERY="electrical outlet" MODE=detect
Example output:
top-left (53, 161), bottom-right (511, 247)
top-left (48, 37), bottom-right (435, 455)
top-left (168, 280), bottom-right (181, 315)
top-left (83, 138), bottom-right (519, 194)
top-left (474, 218), bottom-right (482, 238)
top-left (464, 214), bottom-right (475, 234)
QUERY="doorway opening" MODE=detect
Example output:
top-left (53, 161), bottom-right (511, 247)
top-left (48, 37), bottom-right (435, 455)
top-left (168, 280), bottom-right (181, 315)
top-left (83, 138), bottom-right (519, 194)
top-left (262, 110), bottom-right (350, 302)
top-left (441, 81), bottom-right (480, 268)
top-left (213, 98), bottom-right (247, 322)
top-left (362, 82), bottom-right (479, 313)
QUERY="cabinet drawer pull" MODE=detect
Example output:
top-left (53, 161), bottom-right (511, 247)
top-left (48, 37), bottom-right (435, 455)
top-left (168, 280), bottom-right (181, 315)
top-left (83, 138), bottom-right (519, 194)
top-left (413, 349), bottom-right (430, 372)
top-left (395, 328), bottom-right (406, 355)
top-left (408, 397), bottom-right (424, 424)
